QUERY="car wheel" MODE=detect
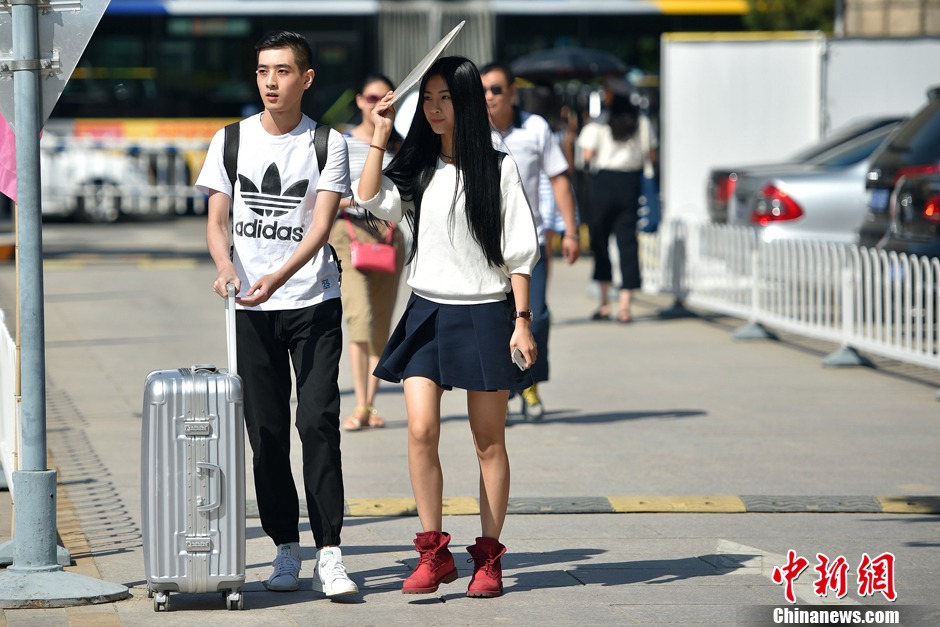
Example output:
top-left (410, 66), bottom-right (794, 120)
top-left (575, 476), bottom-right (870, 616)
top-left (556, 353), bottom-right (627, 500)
top-left (76, 180), bottom-right (121, 223)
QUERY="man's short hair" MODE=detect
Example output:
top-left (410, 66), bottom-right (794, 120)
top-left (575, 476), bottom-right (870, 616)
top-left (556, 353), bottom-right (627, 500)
top-left (255, 31), bottom-right (313, 71)
top-left (479, 62), bottom-right (515, 86)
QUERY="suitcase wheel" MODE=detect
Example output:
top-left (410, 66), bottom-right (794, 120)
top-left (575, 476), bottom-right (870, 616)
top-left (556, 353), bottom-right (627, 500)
top-left (153, 591), bottom-right (169, 612)
top-left (226, 590), bottom-right (243, 611)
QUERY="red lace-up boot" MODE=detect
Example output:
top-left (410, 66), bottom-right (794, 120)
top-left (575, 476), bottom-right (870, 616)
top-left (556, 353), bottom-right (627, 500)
top-left (466, 536), bottom-right (507, 598)
top-left (402, 531), bottom-right (459, 594)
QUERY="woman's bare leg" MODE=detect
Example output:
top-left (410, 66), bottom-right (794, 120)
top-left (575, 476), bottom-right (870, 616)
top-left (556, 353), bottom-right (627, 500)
top-left (348, 340), bottom-right (370, 413)
top-left (404, 377), bottom-right (445, 531)
top-left (467, 389), bottom-right (511, 539)
top-left (598, 280), bottom-right (612, 316)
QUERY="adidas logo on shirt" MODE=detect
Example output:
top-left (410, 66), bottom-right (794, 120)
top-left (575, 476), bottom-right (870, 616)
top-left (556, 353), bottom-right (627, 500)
top-left (234, 163), bottom-right (308, 241)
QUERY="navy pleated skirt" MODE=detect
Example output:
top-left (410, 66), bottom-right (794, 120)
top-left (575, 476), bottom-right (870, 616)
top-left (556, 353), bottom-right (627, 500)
top-left (374, 292), bottom-right (534, 392)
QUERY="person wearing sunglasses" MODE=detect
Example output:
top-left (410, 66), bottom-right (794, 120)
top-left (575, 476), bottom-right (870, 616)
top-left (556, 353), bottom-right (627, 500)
top-left (332, 74), bottom-right (407, 433)
top-left (479, 62), bottom-right (581, 423)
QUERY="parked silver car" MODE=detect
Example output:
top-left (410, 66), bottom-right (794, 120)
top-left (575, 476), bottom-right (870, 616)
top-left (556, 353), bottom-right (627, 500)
top-left (707, 117), bottom-right (904, 229)
top-left (727, 118), bottom-right (904, 244)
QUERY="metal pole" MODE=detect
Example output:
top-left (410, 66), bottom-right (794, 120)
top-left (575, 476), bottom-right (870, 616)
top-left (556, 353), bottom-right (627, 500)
top-left (10, 0), bottom-right (54, 572)
top-left (12, 0), bottom-right (45, 474)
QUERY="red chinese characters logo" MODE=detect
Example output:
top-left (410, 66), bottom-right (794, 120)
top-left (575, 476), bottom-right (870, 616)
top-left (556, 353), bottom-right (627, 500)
top-left (857, 552), bottom-right (897, 602)
top-left (771, 551), bottom-right (897, 603)
top-left (771, 550), bottom-right (809, 603)
top-left (813, 553), bottom-right (850, 599)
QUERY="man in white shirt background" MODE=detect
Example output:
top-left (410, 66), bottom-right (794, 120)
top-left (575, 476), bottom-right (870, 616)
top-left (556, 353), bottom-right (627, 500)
top-left (480, 62), bottom-right (581, 422)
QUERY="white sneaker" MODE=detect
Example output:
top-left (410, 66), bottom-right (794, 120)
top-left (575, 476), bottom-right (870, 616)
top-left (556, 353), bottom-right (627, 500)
top-left (263, 543), bottom-right (301, 592)
top-left (312, 546), bottom-right (359, 597)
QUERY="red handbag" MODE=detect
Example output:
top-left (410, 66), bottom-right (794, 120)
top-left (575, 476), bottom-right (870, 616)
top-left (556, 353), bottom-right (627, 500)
top-left (344, 211), bottom-right (396, 273)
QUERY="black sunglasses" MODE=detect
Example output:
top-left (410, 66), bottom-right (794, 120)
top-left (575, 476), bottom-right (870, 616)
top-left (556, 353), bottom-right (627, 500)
top-left (484, 85), bottom-right (505, 96)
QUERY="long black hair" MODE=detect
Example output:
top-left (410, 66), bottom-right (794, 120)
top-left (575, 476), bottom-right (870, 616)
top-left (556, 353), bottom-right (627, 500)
top-left (383, 56), bottom-right (504, 267)
top-left (609, 93), bottom-right (639, 142)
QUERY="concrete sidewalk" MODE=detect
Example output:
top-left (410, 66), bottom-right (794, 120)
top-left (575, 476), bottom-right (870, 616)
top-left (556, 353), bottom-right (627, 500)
top-left (0, 217), bottom-right (938, 625)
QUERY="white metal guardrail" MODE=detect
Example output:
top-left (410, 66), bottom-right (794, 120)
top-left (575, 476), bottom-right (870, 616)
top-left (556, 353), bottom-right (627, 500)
top-left (0, 309), bottom-right (17, 494)
top-left (641, 222), bottom-right (940, 395)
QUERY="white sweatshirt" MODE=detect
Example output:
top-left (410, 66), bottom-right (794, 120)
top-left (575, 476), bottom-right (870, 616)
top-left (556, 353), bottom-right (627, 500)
top-left (353, 155), bottom-right (540, 305)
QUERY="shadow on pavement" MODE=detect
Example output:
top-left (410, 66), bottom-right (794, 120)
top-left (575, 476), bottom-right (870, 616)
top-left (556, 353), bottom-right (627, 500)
top-left (507, 409), bottom-right (706, 426)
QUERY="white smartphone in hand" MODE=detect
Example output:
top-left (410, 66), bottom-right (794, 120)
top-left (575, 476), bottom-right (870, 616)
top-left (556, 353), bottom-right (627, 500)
top-left (511, 347), bottom-right (528, 371)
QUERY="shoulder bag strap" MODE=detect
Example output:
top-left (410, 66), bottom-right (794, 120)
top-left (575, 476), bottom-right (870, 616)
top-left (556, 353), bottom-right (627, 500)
top-left (341, 209), bottom-right (359, 243)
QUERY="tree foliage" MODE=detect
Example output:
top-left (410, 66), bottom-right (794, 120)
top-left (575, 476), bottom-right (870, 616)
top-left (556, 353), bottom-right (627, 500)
top-left (744, 0), bottom-right (835, 33)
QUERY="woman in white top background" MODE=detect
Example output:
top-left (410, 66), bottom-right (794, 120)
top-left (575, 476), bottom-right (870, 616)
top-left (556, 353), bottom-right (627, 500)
top-left (354, 56), bottom-right (539, 599)
top-left (331, 73), bottom-right (406, 431)
top-left (579, 93), bottom-right (645, 323)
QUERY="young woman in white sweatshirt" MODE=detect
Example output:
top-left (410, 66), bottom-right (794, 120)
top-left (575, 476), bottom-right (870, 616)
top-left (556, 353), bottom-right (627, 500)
top-left (354, 56), bottom-right (539, 598)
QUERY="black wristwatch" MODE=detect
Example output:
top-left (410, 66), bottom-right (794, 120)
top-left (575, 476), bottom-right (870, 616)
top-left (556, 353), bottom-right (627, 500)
top-left (512, 310), bottom-right (533, 321)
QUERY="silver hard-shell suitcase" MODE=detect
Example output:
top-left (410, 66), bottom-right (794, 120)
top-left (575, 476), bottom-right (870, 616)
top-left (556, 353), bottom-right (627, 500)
top-left (142, 285), bottom-right (245, 611)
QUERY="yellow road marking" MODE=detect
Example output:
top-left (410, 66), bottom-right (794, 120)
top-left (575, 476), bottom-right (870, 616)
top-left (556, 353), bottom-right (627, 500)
top-left (442, 497), bottom-right (479, 516)
top-left (346, 497), bottom-right (417, 517)
top-left (877, 496), bottom-right (940, 514)
top-left (609, 496), bottom-right (747, 513)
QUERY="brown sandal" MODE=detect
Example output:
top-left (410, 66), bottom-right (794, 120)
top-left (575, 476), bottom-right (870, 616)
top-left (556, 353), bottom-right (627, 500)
top-left (366, 406), bottom-right (385, 428)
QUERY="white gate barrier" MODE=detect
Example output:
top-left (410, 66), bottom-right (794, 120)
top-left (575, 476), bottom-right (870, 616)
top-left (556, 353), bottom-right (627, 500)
top-left (641, 222), bottom-right (940, 393)
top-left (38, 135), bottom-right (212, 222)
top-left (0, 310), bottom-right (17, 494)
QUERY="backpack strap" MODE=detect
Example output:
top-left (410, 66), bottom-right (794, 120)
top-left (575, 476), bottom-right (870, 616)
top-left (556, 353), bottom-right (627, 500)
top-left (496, 150), bottom-right (506, 170)
top-left (223, 121), bottom-right (239, 191)
top-left (313, 122), bottom-right (329, 175)
top-left (222, 122), bottom-right (240, 260)
top-left (224, 120), bottom-right (329, 187)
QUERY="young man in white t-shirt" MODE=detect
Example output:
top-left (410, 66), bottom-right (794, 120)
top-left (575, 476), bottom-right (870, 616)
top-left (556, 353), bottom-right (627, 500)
top-left (196, 30), bottom-right (357, 597)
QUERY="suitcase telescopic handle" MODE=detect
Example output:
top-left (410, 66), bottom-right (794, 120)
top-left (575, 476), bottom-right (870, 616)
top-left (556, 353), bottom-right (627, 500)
top-left (225, 283), bottom-right (237, 375)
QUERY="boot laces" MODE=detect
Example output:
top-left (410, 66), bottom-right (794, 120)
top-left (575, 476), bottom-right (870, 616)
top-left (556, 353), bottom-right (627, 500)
top-left (468, 555), bottom-right (499, 576)
top-left (418, 549), bottom-right (447, 568)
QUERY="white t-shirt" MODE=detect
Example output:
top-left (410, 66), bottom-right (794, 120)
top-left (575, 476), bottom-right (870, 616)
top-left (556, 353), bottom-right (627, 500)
top-left (196, 113), bottom-right (350, 311)
top-left (343, 133), bottom-right (392, 218)
top-left (577, 117), bottom-right (647, 172)
top-left (352, 154), bottom-right (540, 305)
top-left (491, 110), bottom-right (569, 244)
